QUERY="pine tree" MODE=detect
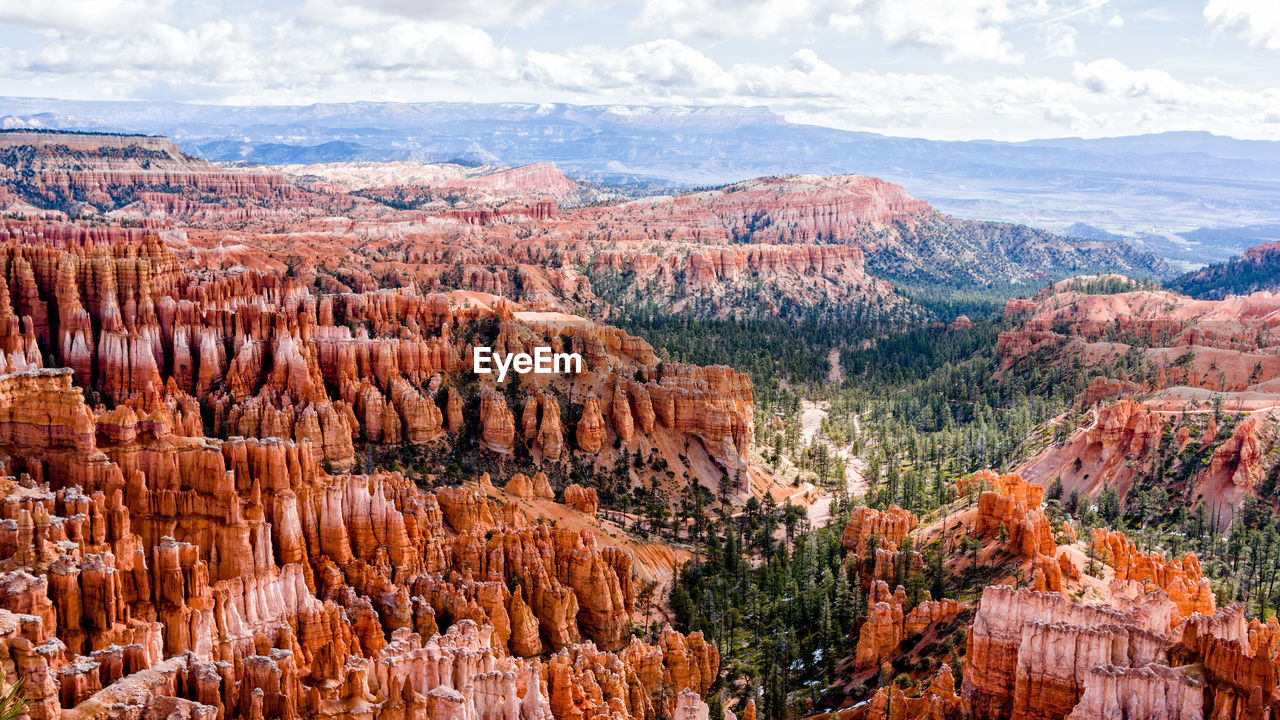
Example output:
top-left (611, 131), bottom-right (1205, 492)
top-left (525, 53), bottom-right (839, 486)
top-left (819, 597), bottom-right (835, 679)
top-left (834, 566), bottom-right (853, 639)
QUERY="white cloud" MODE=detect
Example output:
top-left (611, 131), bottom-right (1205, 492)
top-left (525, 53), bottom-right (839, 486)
top-left (0, 8), bottom-right (514, 102)
top-left (789, 50), bottom-right (843, 83)
top-left (1, 0), bottom-right (1280, 141)
top-left (875, 0), bottom-right (1023, 63)
top-left (1072, 58), bottom-right (1193, 104)
top-left (635, 0), bottom-right (863, 40)
top-left (1041, 21), bottom-right (1079, 57)
top-left (339, 22), bottom-right (506, 72)
top-left (636, 0), bottom-right (1026, 63)
top-left (521, 40), bottom-right (735, 97)
top-left (1066, 58), bottom-right (1280, 138)
top-left (1204, 0), bottom-right (1280, 50)
top-left (301, 0), bottom-right (574, 27)
top-left (0, 0), bottom-right (169, 33)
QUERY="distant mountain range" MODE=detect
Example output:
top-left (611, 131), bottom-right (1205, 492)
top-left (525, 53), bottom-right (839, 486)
top-left (4, 97), bottom-right (1279, 267)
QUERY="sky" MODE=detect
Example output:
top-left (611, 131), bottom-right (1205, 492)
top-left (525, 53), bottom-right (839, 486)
top-left (1, 0), bottom-right (1279, 141)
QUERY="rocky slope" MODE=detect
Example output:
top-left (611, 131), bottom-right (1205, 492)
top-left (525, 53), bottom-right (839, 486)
top-left (998, 277), bottom-right (1280, 513)
top-left (0, 216), bottom-right (755, 484)
top-left (254, 171), bottom-right (1160, 319)
top-left (278, 160), bottom-right (585, 203)
top-left (0, 213), bottom-right (756, 719)
top-left (0, 132), bottom-right (1224, 720)
top-left (961, 575), bottom-right (1266, 720)
top-left (16, 98), bottom-right (1279, 258)
top-left (317, 161), bottom-right (595, 222)
top-left (823, 470), bottom-right (1239, 720)
top-left (574, 175), bottom-right (1169, 287)
top-left (0, 131), bottom-right (317, 222)
top-left (361, 162), bottom-right (591, 208)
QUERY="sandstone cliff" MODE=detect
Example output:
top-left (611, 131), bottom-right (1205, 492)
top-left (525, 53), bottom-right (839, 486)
top-left (963, 585), bottom-right (1175, 720)
top-left (0, 132), bottom-right (308, 222)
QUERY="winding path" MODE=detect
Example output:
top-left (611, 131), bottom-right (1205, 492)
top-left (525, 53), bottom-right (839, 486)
top-left (797, 399), bottom-right (869, 529)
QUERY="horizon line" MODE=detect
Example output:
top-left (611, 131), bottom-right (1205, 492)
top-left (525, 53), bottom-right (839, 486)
top-left (0, 95), bottom-right (1259, 146)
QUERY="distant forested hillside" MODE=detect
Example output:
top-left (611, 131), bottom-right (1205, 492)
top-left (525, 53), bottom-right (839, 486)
top-left (1168, 242), bottom-right (1280, 299)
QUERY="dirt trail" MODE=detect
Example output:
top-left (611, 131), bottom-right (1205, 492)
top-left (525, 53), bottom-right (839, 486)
top-left (798, 399), bottom-right (869, 528)
top-left (800, 401), bottom-right (827, 445)
top-left (827, 348), bottom-right (844, 384)
top-left (1148, 405), bottom-right (1280, 415)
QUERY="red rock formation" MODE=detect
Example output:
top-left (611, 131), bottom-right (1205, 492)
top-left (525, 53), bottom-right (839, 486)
top-left (564, 484), bottom-right (598, 515)
top-left (531, 472), bottom-right (554, 499)
top-left (966, 471), bottom-right (1055, 560)
top-left (1244, 241), bottom-right (1280, 264)
top-left (853, 581), bottom-right (962, 671)
top-left (450, 162), bottom-right (579, 201)
top-left (1030, 397), bottom-right (1164, 499)
top-left (1011, 618), bottom-right (1169, 720)
top-left (840, 504), bottom-right (926, 589)
top-left (0, 215), bottom-right (764, 493)
top-left (1058, 551), bottom-right (1081, 582)
top-left (506, 472), bottom-right (536, 498)
top-left (583, 175), bottom-right (930, 247)
top-left (862, 664), bottom-right (963, 720)
top-left (1002, 279), bottom-right (1280, 514)
top-left (612, 380), bottom-right (635, 445)
top-left (350, 162), bottom-right (581, 219)
top-left (1033, 552), bottom-right (1064, 593)
top-left (1064, 664), bottom-right (1203, 720)
top-left (963, 585), bottom-right (1175, 720)
top-left (0, 351), bottom-right (713, 720)
top-left (541, 626), bottom-right (716, 720)
top-left (0, 132), bottom-right (305, 223)
top-left (841, 505), bottom-right (919, 554)
top-left (590, 242), bottom-right (900, 316)
top-left (0, 141), bottom-right (816, 719)
top-left (576, 393), bottom-right (606, 454)
top-left (533, 392), bottom-right (564, 461)
top-left (646, 364), bottom-right (753, 471)
top-left (1091, 529), bottom-right (1214, 624)
top-left (446, 387), bottom-right (464, 432)
top-left (0, 367), bottom-right (96, 453)
top-left (480, 388), bottom-right (516, 455)
top-left (1080, 376), bottom-right (1146, 406)
top-left (854, 583), bottom-right (907, 671)
top-left (389, 375), bottom-right (443, 443)
top-left (1210, 415), bottom-right (1265, 491)
top-left (673, 690), bottom-right (711, 720)
top-left (1169, 603), bottom-right (1278, 719)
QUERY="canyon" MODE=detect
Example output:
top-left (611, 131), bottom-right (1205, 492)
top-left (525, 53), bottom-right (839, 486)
top-left (0, 132), bottom-right (766, 718)
top-left (8, 98), bottom-right (1277, 259)
top-left (0, 129), bottom-right (1271, 720)
top-left (0, 132), bottom-right (1167, 324)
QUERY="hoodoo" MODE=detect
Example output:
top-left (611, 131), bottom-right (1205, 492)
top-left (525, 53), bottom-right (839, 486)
top-left (0, 107), bottom-right (1268, 720)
